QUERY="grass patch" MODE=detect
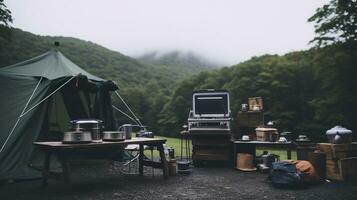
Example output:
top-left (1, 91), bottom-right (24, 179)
top-left (144, 136), bottom-right (297, 160)
top-left (256, 148), bottom-right (297, 160)
top-left (144, 135), bottom-right (184, 158)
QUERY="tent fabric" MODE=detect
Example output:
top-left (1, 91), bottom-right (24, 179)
top-left (0, 49), bottom-right (104, 81)
top-left (0, 73), bottom-right (52, 179)
top-left (0, 50), bottom-right (117, 180)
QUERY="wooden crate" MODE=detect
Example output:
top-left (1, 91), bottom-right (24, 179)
top-left (255, 128), bottom-right (278, 141)
top-left (237, 111), bottom-right (264, 127)
top-left (192, 138), bottom-right (230, 146)
top-left (248, 97), bottom-right (263, 111)
top-left (326, 157), bottom-right (357, 181)
top-left (317, 143), bottom-right (357, 159)
top-left (192, 147), bottom-right (230, 161)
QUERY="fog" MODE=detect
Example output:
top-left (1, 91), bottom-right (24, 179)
top-left (7, 0), bottom-right (328, 65)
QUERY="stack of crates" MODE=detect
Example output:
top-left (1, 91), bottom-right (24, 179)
top-left (317, 142), bottom-right (357, 181)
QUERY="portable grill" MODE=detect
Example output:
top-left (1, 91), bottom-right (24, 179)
top-left (187, 89), bottom-right (232, 166)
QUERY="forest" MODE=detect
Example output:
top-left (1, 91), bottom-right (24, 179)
top-left (0, 0), bottom-right (356, 141)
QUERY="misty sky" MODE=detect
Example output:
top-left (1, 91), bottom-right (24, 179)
top-left (7, 0), bottom-right (328, 65)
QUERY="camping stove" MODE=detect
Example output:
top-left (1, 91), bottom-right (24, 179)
top-left (188, 90), bottom-right (231, 135)
top-left (187, 90), bottom-right (232, 165)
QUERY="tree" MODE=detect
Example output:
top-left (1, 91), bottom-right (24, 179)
top-left (0, 0), bottom-right (12, 26)
top-left (308, 0), bottom-right (357, 47)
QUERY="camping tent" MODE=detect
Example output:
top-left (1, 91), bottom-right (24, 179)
top-left (0, 49), bottom-right (118, 180)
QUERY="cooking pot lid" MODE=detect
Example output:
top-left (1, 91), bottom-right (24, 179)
top-left (103, 131), bottom-right (122, 134)
top-left (64, 131), bottom-right (90, 134)
top-left (326, 125), bottom-right (352, 135)
top-left (71, 119), bottom-right (102, 124)
top-left (296, 135), bottom-right (311, 142)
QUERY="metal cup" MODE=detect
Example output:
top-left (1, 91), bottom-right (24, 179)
top-left (123, 124), bottom-right (132, 139)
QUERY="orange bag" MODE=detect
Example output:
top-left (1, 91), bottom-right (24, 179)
top-left (292, 160), bottom-right (321, 182)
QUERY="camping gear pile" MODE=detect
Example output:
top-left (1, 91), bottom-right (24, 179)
top-left (269, 160), bottom-right (321, 188)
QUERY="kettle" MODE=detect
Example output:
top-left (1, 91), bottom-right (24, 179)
top-left (326, 126), bottom-right (352, 144)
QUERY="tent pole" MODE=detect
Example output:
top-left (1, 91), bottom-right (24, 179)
top-left (0, 76), bottom-right (44, 153)
top-left (112, 105), bottom-right (139, 125)
top-left (21, 76), bottom-right (76, 117)
top-left (114, 91), bottom-right (143, 127)
top-left (0, 75), bottom-right (76, 154)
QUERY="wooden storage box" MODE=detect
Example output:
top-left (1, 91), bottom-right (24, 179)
top-left (326, 157), bottom-right (357, 181)
top-left (192, 138), bottom-right (230, 146)
top-left (317, 143), bottom-right (357, 181)
top-left (192, 147), bottom-right (230, 161)
top-left (237, 111), bottom-right (264, 127)
top-left (255, 127), bottom-right (278, 141)
top-left (317, 143), bottom-right (357, 159)
top-left (248, 97), bottom-right (263, 111)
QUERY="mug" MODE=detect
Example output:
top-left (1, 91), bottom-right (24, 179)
top-left (242, 135), bottom-right (250, 141)
top-left (241, 104), bottom-right (248, 112)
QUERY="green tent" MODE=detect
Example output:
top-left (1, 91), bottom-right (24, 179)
top-left (0, 49), bottom-right (118, 180)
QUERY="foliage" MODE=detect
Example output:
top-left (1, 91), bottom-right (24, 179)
top-left (0, 0), bottom-right (12, 27)
top-left (159, 47), bottom-right (357, 141)
top-left (0, 0), bottom-right (13, 40)
top-left (308, 0), bottom-right (357, 47)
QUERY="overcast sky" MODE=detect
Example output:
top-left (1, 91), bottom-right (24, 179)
top-left (7, 0), bottom-right (328, 65)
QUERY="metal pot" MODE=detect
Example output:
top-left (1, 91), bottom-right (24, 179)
top-left (70, 119), bottom-right (103, 129)
top-left (62, 131), bottom-right (92, 144)
top-left (177, 160), bottom-right (190, 171)
top-left (118, 124), bottom-right (132, 139)
top-left (102, 131), bottom-right (125, 141)
top-left (326, 125), bottom-right (352, 144)
top-left (70, 119), bottom-right (103, 140)
top-left (280, 131), bottom-right (292, 141)
top-left (91, 128), bottom-right (101, 140)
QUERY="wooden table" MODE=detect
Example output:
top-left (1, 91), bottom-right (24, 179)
top-left (233, 141), bottom-right (295, 168)
top-left (34, 138), bottom-right (168, 186)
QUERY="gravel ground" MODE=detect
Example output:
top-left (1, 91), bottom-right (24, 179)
top-left (1, 163), bottom-right (357, 200)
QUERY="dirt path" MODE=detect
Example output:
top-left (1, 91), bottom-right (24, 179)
top-left (1, 165), bottom-right (357, 200)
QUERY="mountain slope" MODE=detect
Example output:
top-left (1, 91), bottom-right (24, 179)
top-left (137, 51), bottom-right (218, 88)
top-left (0, 28), bottom-right (219, 91)
top-left (0, 28), bottom-right (153, 88)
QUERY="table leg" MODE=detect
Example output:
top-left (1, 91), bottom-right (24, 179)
top-left (41, 152), bottom-right (51, 187)
top-left (57, 154), bottom-right (71, 184)
top-left (287, 147), bottom-right (292, 160)
top-left (139, 144), bottom-right (144, 176)
top-left (157, 144), bottom-right (168, 179)
top-left (233, 143), bottom-right (237, 169)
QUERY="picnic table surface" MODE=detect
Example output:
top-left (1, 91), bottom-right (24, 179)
top-left (34, 138), bottom-right (167, 150)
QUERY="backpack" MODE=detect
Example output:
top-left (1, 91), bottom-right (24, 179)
top-left (269, 161), bottom-right (305, 188)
